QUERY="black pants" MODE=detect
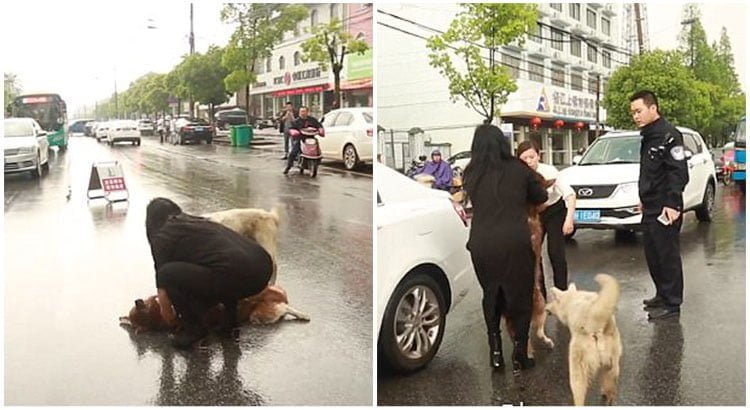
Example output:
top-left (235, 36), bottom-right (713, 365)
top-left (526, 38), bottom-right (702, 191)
top-left (642, 214), bottom-right (684, 306)
top-left (540, 199), bottom-right (569, 293)
top-left (157, 261), bottom-right (270, 328)
top-left (286, 138), bottom-right (301, 169)
top-left (283, 129), bottom-right (290, 155)
top-left (470, 247), bottom-right (534, 347)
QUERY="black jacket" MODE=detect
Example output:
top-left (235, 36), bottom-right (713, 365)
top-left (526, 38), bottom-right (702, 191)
top-left (638, 117), bottom-right (689, 216)
top-left (290, 116), bottom-right (323, 132)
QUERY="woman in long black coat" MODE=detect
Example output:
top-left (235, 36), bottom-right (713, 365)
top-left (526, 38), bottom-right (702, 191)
top-left (146, 198), bottom-right (273, 349)
top-left (463, 125), bottom-right (548, 370)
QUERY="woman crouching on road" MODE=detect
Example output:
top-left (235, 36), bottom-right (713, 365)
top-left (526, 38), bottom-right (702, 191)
top-left (463, 125), bottom-right (548, 370)
top-left (516, 140), bottom-right (576, 297)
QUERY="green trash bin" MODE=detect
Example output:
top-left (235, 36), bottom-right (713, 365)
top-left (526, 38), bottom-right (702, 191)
top-left (234, 124), bottom-right (253, 146)
top-left (229, 126), bottom-right (238, 146)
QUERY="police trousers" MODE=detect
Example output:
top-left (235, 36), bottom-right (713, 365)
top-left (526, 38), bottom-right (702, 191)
top-left (642, 215), bottom-right (684, 306)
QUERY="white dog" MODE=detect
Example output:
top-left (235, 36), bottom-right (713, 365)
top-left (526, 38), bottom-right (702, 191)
top-left (204, 207), bottom-right (281, 285)
top-left (546, 274), bottom-right (623, 406)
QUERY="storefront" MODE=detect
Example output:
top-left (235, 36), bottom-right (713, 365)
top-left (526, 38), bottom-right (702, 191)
top-left (340, 48), bottom-right (373, 108)
top-left (249, 67), bottom-right (330, 121)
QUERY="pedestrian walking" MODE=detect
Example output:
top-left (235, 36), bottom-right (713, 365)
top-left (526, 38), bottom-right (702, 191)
top-left (279, 102), bottom-right (296, 160)
top-left (463, 124), bottom-right (548, 370)
top-left (517, 140), bottom-right (576, 297)
top-left (629, 90), bottom-right (689, 320)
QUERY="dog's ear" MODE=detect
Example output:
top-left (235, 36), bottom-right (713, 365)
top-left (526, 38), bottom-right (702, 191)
top-left (135, 299), bottom-right (145, 309)
top-left (568, 283), bottom-right (577, 292)
top-left (551, 287), bottom-right (563, 298)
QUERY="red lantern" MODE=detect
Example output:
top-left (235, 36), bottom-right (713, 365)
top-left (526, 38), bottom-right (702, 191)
top-left (575, 121), bottom-right (585, 131)
top-left (554, 119), bottom-right (565, 129)
top-left (530, 117), bottom-right (542, 130)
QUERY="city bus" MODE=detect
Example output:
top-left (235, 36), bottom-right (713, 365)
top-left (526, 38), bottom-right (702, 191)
top-left (9, 93), bottom-right (69, 151)
top-left (731, 115), bottom-right (745, 193)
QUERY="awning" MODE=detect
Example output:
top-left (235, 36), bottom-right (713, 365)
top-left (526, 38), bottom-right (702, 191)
top-left (271, 84), bottom-right (329, 98)
top-left (339, 78), bottom-right (373, 91)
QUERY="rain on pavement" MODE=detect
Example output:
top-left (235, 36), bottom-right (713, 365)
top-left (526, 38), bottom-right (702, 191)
top-left (4, 135), bottom-right (373, 405)
top-left (378, 185), bottom-right (745, 406)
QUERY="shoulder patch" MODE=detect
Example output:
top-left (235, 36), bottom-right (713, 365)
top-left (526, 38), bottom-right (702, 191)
top-left (670, 145), bottom-right (685, 161)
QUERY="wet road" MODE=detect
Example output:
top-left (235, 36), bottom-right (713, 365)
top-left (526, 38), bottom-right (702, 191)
top-left (378, 186), bottom-right (745, 406)
top-left (4, 136), bottom-right (372, 405)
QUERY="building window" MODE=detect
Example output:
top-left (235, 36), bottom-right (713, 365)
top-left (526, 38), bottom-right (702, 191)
top-left (588, 76), bottom-right (599, 94)
top-left (602, 50), bottom-right (611, 68)
top-left (602, 18), bottom-right (611, 36)
top-left (569, 3), bottom-right (581, 21)
top-left (571, 38), bottom-right (582, 57)
top-left (311, 10), bottom-right (318, 28)
top-left (551, 29), bottom-right (563, 51)
top-left (587, 45), bottom-right (598, 63)
top-left (552, 66), bottom-right (565, 87)
top-left (587, 9), bottom-right (597, 29)
top-left (551, 3), bottom-right (562, 12)
top-left (330, 4), bottom-right (338, 21)
top-left (294, 51), bottom-right (301, 66)
top-left (266, 58), bottom-right (272, 72)
top-left (502, 54), bottom-right (521, 79)
top-left (571, 73), bottom-right (583, 91)
top-left (529, 61), bottom-right (544, 82)
top-left (279, 56), bottom-right (285, 70)
top-left (531, 23), bottom-right (543, 43)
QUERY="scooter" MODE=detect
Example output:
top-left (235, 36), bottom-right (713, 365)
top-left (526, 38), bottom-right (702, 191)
top-left (289, 127), bottom-right (324, 178)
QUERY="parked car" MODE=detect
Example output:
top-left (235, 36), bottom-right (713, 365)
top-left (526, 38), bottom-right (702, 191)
top-left (84, 121), bottom-right (97, 137)
top-left (4, 117), bottom-right (50, 178)
top-left (559, 127), bottom-right (717, 238)
top-left (95, 121), bottom-right (111, 142)
top-left (107, 120), bottom-right (141, 146)
top-left (377, 162), bottom-right (474, 373)
top-left (137, 119), bottom-right (155, 136)
top-left (214, 108), bottom-right (249, 138)
top-left (320, 107), bottom-right (373, 170)
top-left (68, 119), bottom-right (93, 136)
top-left (171, 117), bottom-right (213, 145)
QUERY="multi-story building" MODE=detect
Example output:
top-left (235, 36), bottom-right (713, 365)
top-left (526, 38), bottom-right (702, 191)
top-left (378, 3), bottom-right (626, 166)
top-left (242, 3), bottom-right (373, 121)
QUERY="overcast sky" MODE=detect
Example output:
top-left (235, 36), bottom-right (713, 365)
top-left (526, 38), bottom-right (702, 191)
top-left (2, 1), bottom-right (747, 116)
top-left (2, 0), bottom-right (233, 115)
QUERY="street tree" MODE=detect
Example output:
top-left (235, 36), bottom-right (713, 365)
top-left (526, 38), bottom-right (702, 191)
top-left (176, 46), bottom-right (231, 120)
top-left (602, 50), bottom-right (714, 132)
top-left (220, 3), bottom-right (308, 113)
top-left (4, 73), bottom-right (22, 114)
top-left (300, 18), bottom-right (369, 110)
top-left (426, 3), bottom-right (538, 124)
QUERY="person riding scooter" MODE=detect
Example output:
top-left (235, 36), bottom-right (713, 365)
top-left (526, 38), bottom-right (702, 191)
top-left (284, 106), bottom-right (323, 175)
top-left (416, 149), bottom-right (453, 191)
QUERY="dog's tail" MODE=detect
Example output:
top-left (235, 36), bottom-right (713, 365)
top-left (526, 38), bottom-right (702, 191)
top-left (585, 274), bottom-right (619, 333)
top-left (283, 304), bottom-right (311, 321)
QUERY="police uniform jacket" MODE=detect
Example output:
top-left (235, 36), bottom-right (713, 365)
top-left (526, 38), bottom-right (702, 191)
top-left (638, 117), bottom-right (689, 217)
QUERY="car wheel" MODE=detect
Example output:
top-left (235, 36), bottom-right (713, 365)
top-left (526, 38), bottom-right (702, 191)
top-left (379, 273), bottom-right (446, 374)
top-left (136, 139), bottom-right (141, 146)
top-left (343, 144), bottom-right (359, 170)
top-left (60, 143), bottom-right (67, 152)
top-left (31, 154), bottom-right (42, 179)
top-left (695, 181), bottom-right (715, 222)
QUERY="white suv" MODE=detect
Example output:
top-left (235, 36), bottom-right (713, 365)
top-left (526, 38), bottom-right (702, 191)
top-left (559, 127), bottom-right (716, 238)
top-left (377, 162), bottom-right (475, 373)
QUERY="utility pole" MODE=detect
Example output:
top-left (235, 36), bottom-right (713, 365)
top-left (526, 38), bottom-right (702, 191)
top-left (114, 67), bottom-right (118, 119)
top-left (634, 4), bottom-right (645, 54)
top-left (189, 2), bottom-right (195, 117)
top-left (681, 17), bottom-right (698, 69)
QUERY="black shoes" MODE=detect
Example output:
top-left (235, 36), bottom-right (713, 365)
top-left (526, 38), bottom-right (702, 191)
top-left (511, 340), bottom-right (535, 372)
top-left (282, 166), bottom-right (291, 175)
top-left (171, 324), bottom-right (208, 349)
top-left (643, 295), bottom-right (667, 309)
top-left (648, 305), bottom-right (680, 320)
top-left (281, 155), bottom-right (288, 160)
top-left (488, 332), bottom-right (503, 369)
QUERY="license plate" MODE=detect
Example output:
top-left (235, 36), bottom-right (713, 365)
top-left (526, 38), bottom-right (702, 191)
top-left (737, 163), bottom-right (746, 171)
top-left (195, 127), bottom-right (203, 132)
top-left (575, 210), bottom-right (601, 223)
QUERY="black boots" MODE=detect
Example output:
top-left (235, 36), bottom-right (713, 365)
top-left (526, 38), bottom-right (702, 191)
top-left (512, 340), bottom-right (535, 372)
top-left (643, 295), bottom-right (666, 309)
top-left (488, 332), bottom-right (503, 368)
top-left (171, 323), bottom-right (208, 349)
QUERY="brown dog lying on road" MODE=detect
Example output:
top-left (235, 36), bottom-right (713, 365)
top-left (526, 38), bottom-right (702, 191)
top-left (120, 284), bottom-right (310, 334)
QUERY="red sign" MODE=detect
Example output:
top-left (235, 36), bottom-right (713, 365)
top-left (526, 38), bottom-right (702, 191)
top-left (102, 177), bottom-right (127, 193)
top-left (284, 72), bottom-right (292, 86)
top-left (271, 85), bottom-right (328, 98)
top-left (22, 96), bottom-right (49, 104)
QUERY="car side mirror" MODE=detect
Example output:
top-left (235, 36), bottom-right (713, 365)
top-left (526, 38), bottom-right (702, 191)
top-left (572, 155), bottom-right (582, 165)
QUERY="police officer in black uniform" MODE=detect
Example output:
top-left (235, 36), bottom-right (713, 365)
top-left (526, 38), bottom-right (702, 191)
top-left (629, 90), bottom-right (689, 320)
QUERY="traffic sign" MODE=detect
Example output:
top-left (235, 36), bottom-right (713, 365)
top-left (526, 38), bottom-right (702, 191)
top-left (87, 161), bottom-right (129, 202)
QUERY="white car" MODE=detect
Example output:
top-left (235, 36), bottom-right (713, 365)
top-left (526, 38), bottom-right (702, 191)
top-left (4, 117), bottom-right (50, 178)
top-left (559, 127), bottom-right (716, 238)
top-left (320, 107), bottom-right (373, 170)
top-left (107, 120), bottom-right (141, 146)
top-left (137, 119), bottom-right (155, 136)
top-left (447, 150), bottom-right (471, 177)
top-left (377, 162), bottom-right (474, 373)
top-left (95, 121), bottom-right (111, 142)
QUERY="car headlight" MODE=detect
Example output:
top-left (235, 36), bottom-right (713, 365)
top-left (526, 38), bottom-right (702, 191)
top-left (616, 182), bottom-right (639, 196)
